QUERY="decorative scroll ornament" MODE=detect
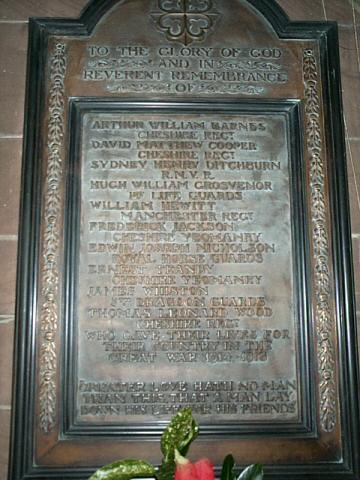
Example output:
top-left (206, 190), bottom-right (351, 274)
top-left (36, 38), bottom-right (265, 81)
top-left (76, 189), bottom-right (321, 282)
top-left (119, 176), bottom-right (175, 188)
top-left (303, 49), bottom-right (337, 433)
top-left (87, 58), bottom-right (153, 68)
top-left (107, 82), bottom-right (263, 95)
top-left (39, 42), bottom-right (66, 433)
top-left (152, 0), bottom-right (219, 45)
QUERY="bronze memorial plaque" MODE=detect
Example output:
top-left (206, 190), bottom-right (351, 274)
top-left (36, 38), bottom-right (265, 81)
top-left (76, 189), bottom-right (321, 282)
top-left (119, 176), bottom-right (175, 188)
top-left (10, 0), bottom-right (360, 479)
top-left (76, 108), bottom-right (299, 424)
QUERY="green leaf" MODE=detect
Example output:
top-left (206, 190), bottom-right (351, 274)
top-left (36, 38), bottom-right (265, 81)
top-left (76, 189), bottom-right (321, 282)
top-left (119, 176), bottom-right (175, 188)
top-left (221, 454), bottom-right (236, 480)
top-left (157, 408), bottom-right (199, 480)
top-left (237, 464), bottom-right (263, 480)
top-left (156, 459), bottom-right (176, 480)
top-left (160, 407), bottom-right (199, 461)
top-left (89, 459), bottom-right (156, 480)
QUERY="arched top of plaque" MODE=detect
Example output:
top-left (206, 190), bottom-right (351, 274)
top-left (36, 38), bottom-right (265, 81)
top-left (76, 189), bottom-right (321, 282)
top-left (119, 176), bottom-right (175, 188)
top-left (28, 0), bottom-right (340, 101)
top-left (33, 0), bottom-right (335, 40)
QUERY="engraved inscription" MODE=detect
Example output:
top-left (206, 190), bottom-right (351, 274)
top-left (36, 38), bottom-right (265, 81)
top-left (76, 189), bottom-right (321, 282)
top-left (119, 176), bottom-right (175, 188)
top-left (75, 111), bottom-right (299, 424)
top-left (83, 45), bottom-right (287, 95)
top-left (78, 378), bottom-right (297, 417)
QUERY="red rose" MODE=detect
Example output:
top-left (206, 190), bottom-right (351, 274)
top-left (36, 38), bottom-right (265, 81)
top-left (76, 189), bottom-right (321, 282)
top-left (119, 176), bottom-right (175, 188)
top-left (175, 450), bottom-right (215, 480)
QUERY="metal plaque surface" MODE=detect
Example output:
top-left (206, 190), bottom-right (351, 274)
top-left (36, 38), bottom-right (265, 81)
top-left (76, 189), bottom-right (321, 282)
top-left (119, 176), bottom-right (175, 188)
top-left (9, 0), bottom-right (359, 479)
top-left (75, 108), bottom-right (298, 425)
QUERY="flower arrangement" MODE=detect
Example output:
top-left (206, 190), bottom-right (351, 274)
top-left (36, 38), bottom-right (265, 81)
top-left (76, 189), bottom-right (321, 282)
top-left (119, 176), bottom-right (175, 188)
top-left (89, 408), bottom-right (263, 480)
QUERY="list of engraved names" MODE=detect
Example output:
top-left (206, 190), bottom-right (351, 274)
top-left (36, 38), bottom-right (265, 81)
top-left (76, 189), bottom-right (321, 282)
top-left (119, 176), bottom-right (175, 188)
top-left (76, 110), bottom-right (299, 423)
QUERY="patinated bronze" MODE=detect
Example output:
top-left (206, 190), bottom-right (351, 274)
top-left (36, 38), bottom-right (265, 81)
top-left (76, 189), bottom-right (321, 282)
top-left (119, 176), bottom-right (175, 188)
top-left (9, 0), bottom-right (359, 479)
